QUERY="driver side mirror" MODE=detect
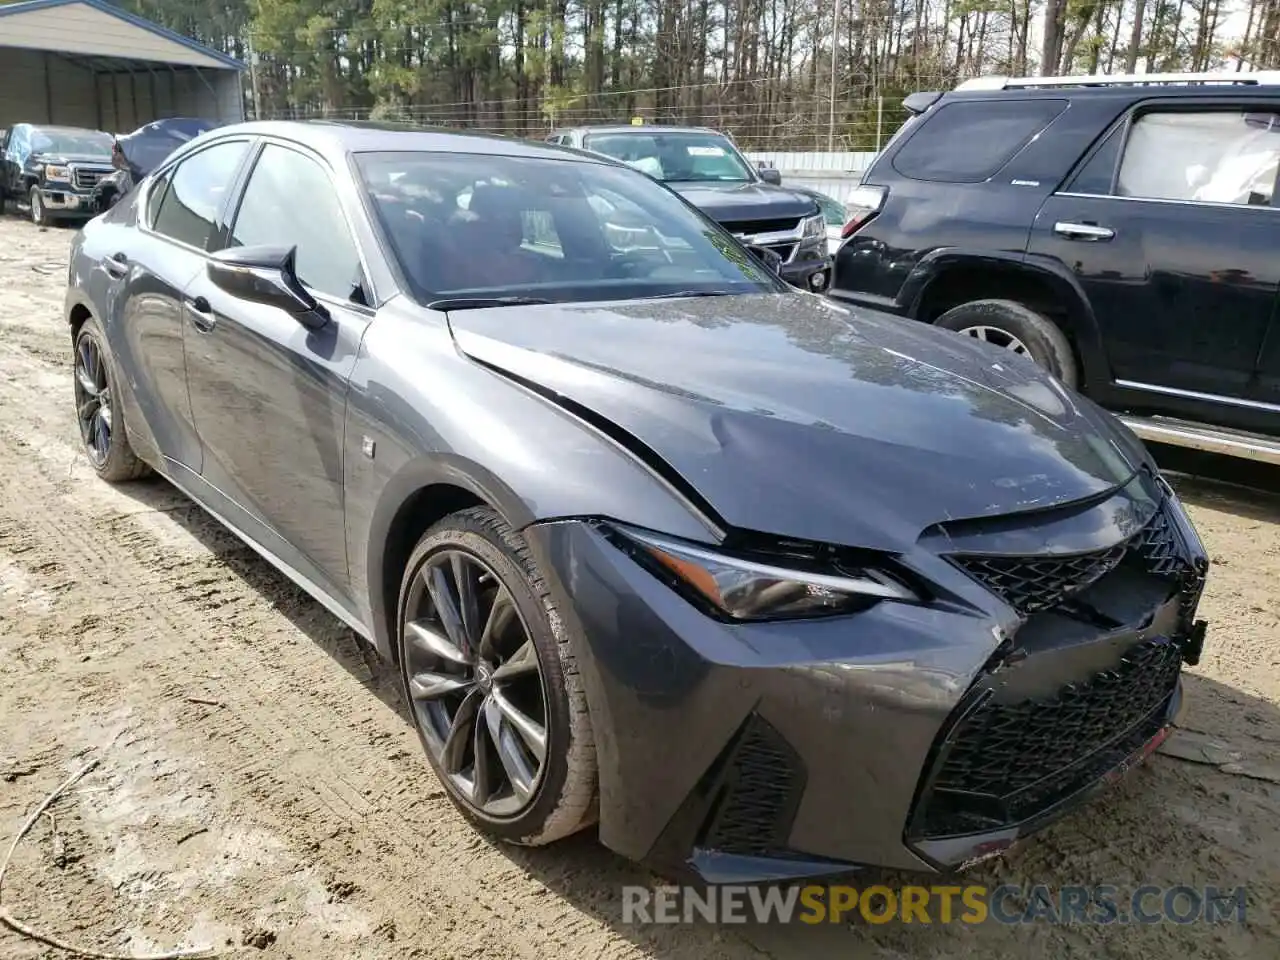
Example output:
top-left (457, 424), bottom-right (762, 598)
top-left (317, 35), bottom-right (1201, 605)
top-left (758, 166), bottom-right (782, 185)
top-left (745, 243), bottom-right (784, 275)
top-left (207, 245), bottom-right (328, 329)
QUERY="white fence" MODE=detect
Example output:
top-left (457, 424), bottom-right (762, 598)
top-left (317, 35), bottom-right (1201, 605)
top-left (741, 151), bottom-right (878, 203)
top-left (743, 151), bottom-right (879, 176)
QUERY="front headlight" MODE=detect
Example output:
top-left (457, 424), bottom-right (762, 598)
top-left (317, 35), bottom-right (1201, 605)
top-left (614, 526), bottom-right (918, 620)
top-left (43, 165), bottom-right (70, 182)
top-left (801, 214), bottom-right (825, 238)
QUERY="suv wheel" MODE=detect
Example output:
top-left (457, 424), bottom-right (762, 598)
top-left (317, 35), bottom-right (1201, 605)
top-left (933, 299), bottom-right (1078, 387)
top-left (397, 507), bottom-right (597, 846)
top-left (29, 186), bottom-right (47, 226)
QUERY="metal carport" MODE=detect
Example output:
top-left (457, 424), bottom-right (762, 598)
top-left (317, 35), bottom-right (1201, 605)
top-left (0, 0), bottom-right (244, 133)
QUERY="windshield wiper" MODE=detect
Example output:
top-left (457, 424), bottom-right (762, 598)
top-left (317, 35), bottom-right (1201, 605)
top-left (639, 290), bottom-right (739, 300)
top-left (427, 296), bottom-right (554, 311)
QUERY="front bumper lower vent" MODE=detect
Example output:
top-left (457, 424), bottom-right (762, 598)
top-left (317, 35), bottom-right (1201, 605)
top-left (700, 716), bottom-right (805, 857)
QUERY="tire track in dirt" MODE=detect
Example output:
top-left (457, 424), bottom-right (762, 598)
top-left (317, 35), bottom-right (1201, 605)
top-left (0, 337), bottom-right (747, 958)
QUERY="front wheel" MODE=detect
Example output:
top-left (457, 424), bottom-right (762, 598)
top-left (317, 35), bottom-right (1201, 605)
top-left (397, 507), bottom-right (597, 845)
top-left (933, 298), bottom-right (1078, 388)
top-left (29, 186), bottom-right (48, 226)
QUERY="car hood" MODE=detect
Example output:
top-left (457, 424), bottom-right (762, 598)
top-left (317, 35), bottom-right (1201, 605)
top-left (30, 152), bottom-right (113, 166)
top-left (666, 181), bottom-right (819, 223)
top-left (447, 294), bottom-right (1145, 550)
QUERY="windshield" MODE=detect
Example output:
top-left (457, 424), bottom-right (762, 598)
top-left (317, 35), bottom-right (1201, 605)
top-left (30, 128), bottom-right (113, 157)
top-left (357, 151), bottom-right (784, 305)
top-left (582, 131), bottom-right (755, 183)
top-left (810, 192), bottom-right (848, 226)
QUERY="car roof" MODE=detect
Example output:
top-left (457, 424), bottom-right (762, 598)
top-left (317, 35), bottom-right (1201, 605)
top-left (557, 125), bottom-right (727, 136)
top-left (200, 119), bottom-right (615, 164)
top-left (26, 124), bottom-right (109, 134)
top-left (939, 82), bottom-right (1280, 103)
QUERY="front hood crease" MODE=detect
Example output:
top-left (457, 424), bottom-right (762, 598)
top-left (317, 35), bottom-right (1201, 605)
top-left (448, 295), bottom-right (1141, 551)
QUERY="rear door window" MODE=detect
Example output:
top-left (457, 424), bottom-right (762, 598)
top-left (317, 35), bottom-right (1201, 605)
top-left (151, 140), bottom-right (249, 250)
top-left (891, 99), bottom-right (1067, 183)
top-left (1063, 124), bottom-right (1125, 195)
top-left (1116, 109), bottom-right (1280, 206)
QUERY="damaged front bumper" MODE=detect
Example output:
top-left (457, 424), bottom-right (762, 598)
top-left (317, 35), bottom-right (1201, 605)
top-left (525, 476), bottom-right (1208, 882)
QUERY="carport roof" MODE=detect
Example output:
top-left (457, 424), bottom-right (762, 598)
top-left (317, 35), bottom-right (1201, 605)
top-left (0, 0), bottom-right (245, 72)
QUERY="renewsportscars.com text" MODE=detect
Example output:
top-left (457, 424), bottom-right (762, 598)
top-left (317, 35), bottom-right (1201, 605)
top-left (622, 884), bottom-right (1247, 925)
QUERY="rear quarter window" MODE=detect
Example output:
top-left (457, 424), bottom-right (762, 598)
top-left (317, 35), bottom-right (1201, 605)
top-left (891, 99), bottom-right (1068, 183)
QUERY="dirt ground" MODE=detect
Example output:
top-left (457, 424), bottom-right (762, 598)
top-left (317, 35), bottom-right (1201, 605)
top-left (0, 214), bottom-right (1277, 960)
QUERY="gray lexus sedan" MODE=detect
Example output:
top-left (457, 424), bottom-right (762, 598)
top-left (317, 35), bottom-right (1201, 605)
top-left (64, 121), bottom-right (1209, 882)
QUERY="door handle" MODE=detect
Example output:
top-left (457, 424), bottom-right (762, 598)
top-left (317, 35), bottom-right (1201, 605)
top-left (102, 252), bottom-right (128, 277)
top-left (1053, 221), bottom-right (1115, 241)
top-left (185, 296), bottom-right (216, 333)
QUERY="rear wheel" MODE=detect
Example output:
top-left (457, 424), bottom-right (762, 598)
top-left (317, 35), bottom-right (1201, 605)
top-left (933, 298), bottom-right (1078, 387)
top-left (72, 317), bottom-right (150, 482)
top-left (397, 506), bottom-right (597, 845)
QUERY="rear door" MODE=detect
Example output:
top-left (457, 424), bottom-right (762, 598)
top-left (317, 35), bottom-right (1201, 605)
top-left (183, 139), bottom-right (373, 596)
top-left (1253, 316), bottom-right (1280, 422)
top-left (1028, 103), bottom-right (1280, 429)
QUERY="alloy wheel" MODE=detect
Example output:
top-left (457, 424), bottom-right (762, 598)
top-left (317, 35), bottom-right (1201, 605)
top-left (74, 335), bottom-right (112, 466)
top-left (403, 548), bottom-right (549, 817)
top-left (957, 324), bottom-right (1030, 357)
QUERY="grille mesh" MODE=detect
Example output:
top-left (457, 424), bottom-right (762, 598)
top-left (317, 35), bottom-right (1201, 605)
top-left (954, 545), bottom-right (1126, 615)
top-left (952, 504), bottom-right (1187, 615)
top-left (73, 168), bottom-right (109, 190)
top-left (914, 636), bottom-right (1182, 838)
top-left (723, 217), bottom-right (802, 235)
top-left (1129, 506), bottom-right (1188, 578)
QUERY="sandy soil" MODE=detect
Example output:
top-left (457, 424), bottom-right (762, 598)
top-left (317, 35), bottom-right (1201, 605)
top-left (0, 214), bottom-right (1277, 959)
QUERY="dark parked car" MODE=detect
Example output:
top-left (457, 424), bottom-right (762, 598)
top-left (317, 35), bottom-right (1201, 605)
top-left (65, 121), bottom-right (1209, 881)
top-left (91, 117), bottom-right (222, 213)
top-left (548, 125), bottom-right (833, 292)
top-left (1, 123), bottom-right (114, 224)
top-left (831, 71), bottom-right (1280, 466)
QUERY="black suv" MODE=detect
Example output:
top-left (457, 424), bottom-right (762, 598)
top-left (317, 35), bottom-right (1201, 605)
top-left (830, 72), bottom-right (1280, 465)
top-left (0, 123), bottom-right (115, 225)
top-left (548, 125), bottom-right (833, 291)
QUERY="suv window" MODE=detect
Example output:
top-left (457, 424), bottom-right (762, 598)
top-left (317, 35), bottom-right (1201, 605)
top-left (228, 144), bottom-right (363, 302)
top-left (152, 140), bottom-right (248, 249)
top-left (1117, 109), bottom-right (1280, 206)
top-left (892, 99), bottom-right (1067, 183)
top-left (1064, 124), bottom-right (1124, 195)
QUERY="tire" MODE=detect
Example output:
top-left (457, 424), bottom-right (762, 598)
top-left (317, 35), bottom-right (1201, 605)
top-left (396, 506), bottom-right (597, 846)
top-left (933, 298), bottom-right (1078, 387)
top-left (72, 316), bottom-right (151, 482)
top-left (29, 185), bottom-right (47, 226)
